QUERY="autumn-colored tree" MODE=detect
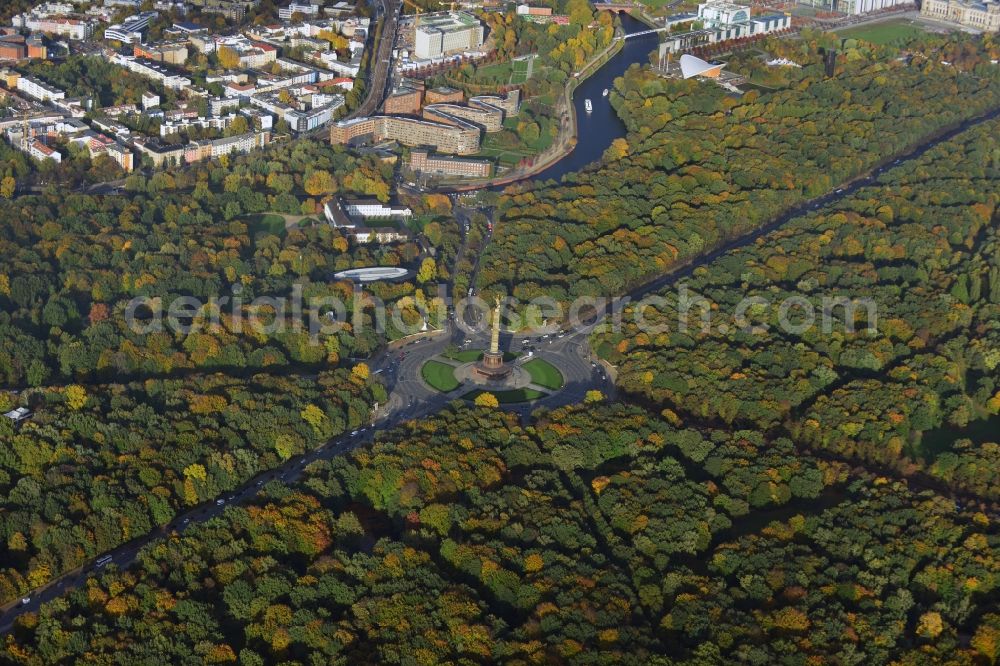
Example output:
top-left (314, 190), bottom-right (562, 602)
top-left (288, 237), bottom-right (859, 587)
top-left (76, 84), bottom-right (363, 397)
top-left (0, 176), bottom-right (14, 199)
top-left (417, 257), bottom-right (437, 284)
top-left (304, 170), bottom-right (335, 196)
top-left (65, 385), bottom-right (88, 410)
top-left (474, 392), bottom-right (499, 408)
top-left (217, 46), bottom-right (241, 70)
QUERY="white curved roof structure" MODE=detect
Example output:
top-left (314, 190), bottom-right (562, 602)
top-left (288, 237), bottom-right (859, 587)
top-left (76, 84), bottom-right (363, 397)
top-left (334, 267), bottom-right (411, 282)
top-left (680, 54), bottom-right (725, 79)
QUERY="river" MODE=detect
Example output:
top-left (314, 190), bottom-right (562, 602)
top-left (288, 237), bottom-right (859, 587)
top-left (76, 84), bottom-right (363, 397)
top-left (519, 14), bottom-right (659, 184)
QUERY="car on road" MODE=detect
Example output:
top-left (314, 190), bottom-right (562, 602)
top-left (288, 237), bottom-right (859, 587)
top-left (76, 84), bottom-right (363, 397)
top-left (216, 499), bottom-right (225, 506)
top-left (20, 598), bottom-right (30, 605)
top-left (351, 430), bottom-right (359, 436)
top-left (182, 517), bottom-right (190, 525)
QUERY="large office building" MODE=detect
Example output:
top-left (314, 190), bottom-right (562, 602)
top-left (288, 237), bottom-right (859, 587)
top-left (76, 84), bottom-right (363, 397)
top-left (798, 0), bottom-right (909, 14)
top-left (104, 11), bottom-right (158, 43)
top-left (278, 2), bottom-right (322, 19)
top-left (660, 1), bottom-right (791, 53)
top-left (413, 12), bottom-right (484, 59)
top-left (920, 0), bottom-right (1000, 30)
top-left (331, 115), bottom-right (480, 154)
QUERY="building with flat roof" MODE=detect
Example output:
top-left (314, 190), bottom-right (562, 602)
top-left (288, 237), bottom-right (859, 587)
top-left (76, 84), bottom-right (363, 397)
top-left (343, 199), bottom-right (412, 219)
top-left (331, 115), bottom-right (481, 154)
top-left (384, 86), bottom-right (423, 114)
top-left (660, 1), bottom-right (791, 53)
top-left (324, 199), bottom-right (413, 244)
top-left (409, 149), bottom-right (492, 177)
top-left (104, 10), bottom-right (157, 43)
top-left (423, 102), bottom-right (503, 132)
top-left (413, 11), bottom-right (484, 59)
top-left (424, 86), bottom-right (464, 104)
top-left (133, 137), bottom-right (186, 167)
top-left (798, 0), bottom-right (909, 14)
top-left (279, 2), bottom-right (321, 19)
top-left (110, 54), bottom-right (192, 90)
top-left (17, 75), bottom-right (65, 102)
top-left (134, 41), bottom-right (189, 65)
top-left (3, 407), bottom-right (32, 423)
top-left (920, 0), bottom-right (1000, 30)
top-left (0, 39), bottom-right (27, 61)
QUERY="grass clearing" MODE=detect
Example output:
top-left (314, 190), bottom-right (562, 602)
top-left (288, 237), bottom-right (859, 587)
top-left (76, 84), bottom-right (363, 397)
top-left (523, 358), bottom-right (564, 390)
top-left (838, 20), bottom-right (927, 45)
top-left (248, 214), bottom-right (287, 237)
top-left (422, 360), bottom-right (460, 392)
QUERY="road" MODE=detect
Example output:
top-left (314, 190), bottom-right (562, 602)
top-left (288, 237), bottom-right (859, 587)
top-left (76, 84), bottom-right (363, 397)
top-left (2, 89), bottom-right (998, 639)
top-left (347, 0), bottom-right (402, 119)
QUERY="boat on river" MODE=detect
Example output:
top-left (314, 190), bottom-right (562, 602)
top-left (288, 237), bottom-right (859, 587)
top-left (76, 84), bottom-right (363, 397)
top-left (584, 99), bottom-right (593, 113)
top-left (602, 88), bottom-right (609, 97)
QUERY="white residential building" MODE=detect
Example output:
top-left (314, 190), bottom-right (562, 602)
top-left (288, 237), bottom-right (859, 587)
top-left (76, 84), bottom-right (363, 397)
top-left (28, 139), bottom-right (61, 162)
top-left (111, 54), bottom-right (192, 90)
top-left (17, 76), bottom-right (66, 102)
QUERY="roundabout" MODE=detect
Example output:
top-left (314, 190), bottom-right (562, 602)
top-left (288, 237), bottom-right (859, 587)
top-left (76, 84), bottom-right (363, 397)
top-left (418, 298), bottom-right (566, 404)
top-left (420, 353), bottom-right (564, 403)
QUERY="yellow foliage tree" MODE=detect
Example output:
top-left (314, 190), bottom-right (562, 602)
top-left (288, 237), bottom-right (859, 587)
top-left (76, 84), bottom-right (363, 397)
top-left (65, 384), bottom-right (88, 410)
top-left (217, 46), bottom-right (240, 69)
top-left (474, 392), bottom-right (499, 408)
top-left (917, 611), bottom-right (944, 639)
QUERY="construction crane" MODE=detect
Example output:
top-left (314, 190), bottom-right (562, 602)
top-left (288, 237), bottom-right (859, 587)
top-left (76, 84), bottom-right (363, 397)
top-left (402, 0), bottom-right (425, 14)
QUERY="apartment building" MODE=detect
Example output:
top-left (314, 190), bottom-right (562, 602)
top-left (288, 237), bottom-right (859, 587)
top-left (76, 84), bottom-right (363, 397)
top-left (134, 41), bottom-right (189, 65)
top-left (331, 115), bottom-right (481, 154)
top-left (133, 137), bottom-right (186, 167)
top-left (0, 38), bottom-right (27, 61)
top-left (190, 0), bottom-right (260, 21)
top-left (409, 149), bottom-right (492, 177)
top-left (28, 139), bottom-right (61, 162)
top-left (111, 54), bottom-right (192, 90)
top-left (423, 102), bottom-right (503, 132)
top-left (17, 75), bottom-right (65, 102)
top-left (424, 86), bottom-right (464, 104)
top-left (384, 86), bottom-right (423, 114)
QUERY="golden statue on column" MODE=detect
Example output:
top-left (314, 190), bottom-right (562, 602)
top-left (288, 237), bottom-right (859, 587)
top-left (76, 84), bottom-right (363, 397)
top-left (475, 295), bottom-right (512, 379)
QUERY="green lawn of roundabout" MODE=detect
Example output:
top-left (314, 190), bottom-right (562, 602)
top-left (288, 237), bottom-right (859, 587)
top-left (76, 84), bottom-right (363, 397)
top-left (522, 358), bottom-right (564, 390)
top-left (421, 360), bottom-right (460, 392)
